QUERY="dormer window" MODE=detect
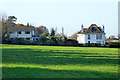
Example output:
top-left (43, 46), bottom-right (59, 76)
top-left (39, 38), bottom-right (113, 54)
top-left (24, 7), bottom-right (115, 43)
top-left (25, 31), bottom-right (30, 34)
top-left (92, 27), bottom-right (95, 32)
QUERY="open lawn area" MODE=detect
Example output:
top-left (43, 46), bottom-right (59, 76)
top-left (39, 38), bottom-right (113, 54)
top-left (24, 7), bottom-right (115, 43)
top-left (1, 44), bottom-right (119, 78)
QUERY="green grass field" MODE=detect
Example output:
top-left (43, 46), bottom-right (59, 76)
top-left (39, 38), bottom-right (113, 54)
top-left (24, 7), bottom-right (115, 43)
top-left (1, 44), bottom-right (119, 78)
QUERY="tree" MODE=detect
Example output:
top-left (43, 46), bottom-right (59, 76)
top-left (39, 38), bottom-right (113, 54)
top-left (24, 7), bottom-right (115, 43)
top-left (0, 20), bottom-right (2, 43)
top-left (42, 33), bottom-right (48, 36)
top-left (1, 16), bottom-right (17, 43)
top-left (50, 28), bottom-right (55, 36)
top-left (7, 16), bottom-right (17, 26)
top-left (39, 36), bottom-right (48, 44)
top-left (55, 33), bottom-right (62, 41)
top-left (1, 15), bottom-right (8, 42)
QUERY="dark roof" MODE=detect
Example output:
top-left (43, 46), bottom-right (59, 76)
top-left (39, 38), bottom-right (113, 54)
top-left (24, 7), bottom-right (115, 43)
top-left (8, 26), bottom-right (34, 32)
top-left (78, 24), bottom-right (104, 34)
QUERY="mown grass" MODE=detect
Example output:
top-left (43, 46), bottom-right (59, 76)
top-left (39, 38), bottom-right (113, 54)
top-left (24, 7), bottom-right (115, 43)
top-left (2, 44), bottom-right (119, 78)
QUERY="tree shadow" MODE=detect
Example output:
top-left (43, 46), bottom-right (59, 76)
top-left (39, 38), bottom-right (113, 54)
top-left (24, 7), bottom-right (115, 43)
top-left (2, 48), bottom-right (119, 78)
top-left (2, 66), bottom-right (118, 78)
top-left (2, 48), bottom-right (119, 65)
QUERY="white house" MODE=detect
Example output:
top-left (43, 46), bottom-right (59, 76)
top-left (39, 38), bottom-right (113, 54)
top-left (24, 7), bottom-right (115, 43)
top-left (8, 26), bottom-right (34, 41)
top-left (77, 24), bottom-right (105, 46)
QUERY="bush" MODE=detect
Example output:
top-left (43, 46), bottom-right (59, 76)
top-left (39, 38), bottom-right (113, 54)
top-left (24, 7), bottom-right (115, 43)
top-left (2, 38), bottom-right (12, 44)
top-left (45, 39), bottom-right (56, 45)
top-left (108, 42), bottom-right (120, 48)
top-left (10, 38), bottom-right (31, 45)
top-left (84, 43), bottom-right (101, 47)
top-left (109, 44), bottom-right (120, 48)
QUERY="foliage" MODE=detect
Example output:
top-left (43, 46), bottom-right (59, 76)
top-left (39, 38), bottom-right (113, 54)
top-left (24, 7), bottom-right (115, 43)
top-left (10, 38), bottom-right (31, 45)
top-left (2, 44), bottom-right (119, 78)
top-left (42, 33), bottom-right (48, 36)
top-left (39, 36), bottom-right (49, 44)
top-left (50, 28), bottom-right (55, 36)
top-left (55, 33), bottom-right (62, 41)
top-left (45, 39), bottom-right (55, 45)
top-left (1, 16), bottom-right (17, 43)
top-left (7, 16), bottom-right (17, 26)
top-left (107, 41), bottom-right (120, 48)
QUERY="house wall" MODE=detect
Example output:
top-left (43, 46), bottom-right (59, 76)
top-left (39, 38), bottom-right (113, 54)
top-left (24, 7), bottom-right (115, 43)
top-left (9, 31), bottom-right (33, 39)
top-left (77, 34), bottom-right (85, 44)
top-left (77, 33), bottom-right (105, 45)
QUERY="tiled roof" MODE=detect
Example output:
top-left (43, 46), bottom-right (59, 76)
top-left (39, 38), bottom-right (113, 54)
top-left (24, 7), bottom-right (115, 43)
top-left (7, 26), bottom-right (34, 32)
top-left (78, 24), bottom-right (104, 34)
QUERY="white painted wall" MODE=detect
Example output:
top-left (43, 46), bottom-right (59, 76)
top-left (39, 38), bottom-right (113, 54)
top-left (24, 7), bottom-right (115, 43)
top-left (77, 33), bottom-right (105, 45)
top-left (9, 31), bottom-right (33, 39)
top-left (77, 34), bottom-right (85, 44)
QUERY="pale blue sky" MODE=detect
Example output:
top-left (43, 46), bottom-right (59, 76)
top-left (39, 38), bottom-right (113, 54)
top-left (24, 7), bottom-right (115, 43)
top-left (0, 0), bottom-right (118, 37)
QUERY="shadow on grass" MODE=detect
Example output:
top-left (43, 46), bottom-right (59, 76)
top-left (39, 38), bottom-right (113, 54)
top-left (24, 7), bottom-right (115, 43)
top-left (2, 66), bottom-right (118, 78)
top-left (2, 48), bottom-right (119, 78)
top-left (2, 48), bottom-right (119, 65)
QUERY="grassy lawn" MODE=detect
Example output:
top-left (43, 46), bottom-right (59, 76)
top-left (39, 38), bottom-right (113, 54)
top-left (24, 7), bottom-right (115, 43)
top-left (1, 44), bottom-right (119, 78)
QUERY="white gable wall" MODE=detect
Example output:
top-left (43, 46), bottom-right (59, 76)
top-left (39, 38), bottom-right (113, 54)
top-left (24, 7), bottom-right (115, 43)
top-left (77, 34), bottom-right (85, 44)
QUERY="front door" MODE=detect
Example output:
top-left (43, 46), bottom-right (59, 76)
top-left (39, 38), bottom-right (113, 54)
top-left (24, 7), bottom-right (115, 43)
top-left (88, 41), bottom-right (90, 44)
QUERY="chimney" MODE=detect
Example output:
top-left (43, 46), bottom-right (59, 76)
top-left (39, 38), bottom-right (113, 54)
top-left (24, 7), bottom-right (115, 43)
top-left (81, 24), bottom-right (84, 33)
top-left (27, 22), bottom-right (29, 26)
top-left (101, 25), bottom-right (104, 32)
top-left (62, 27), bottom-right (64, 37)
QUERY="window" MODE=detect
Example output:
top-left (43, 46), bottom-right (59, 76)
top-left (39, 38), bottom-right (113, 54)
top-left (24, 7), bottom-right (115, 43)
top-left (26, 38), bottom-right (30, 40)
top-left (88, 34), bottom-right (90, 39)
top-left (102, 41), bottom-right (104, 44)
top-left (9, 31), bottom-right (14, 34)
top-left (97, 41), bottom-right (101, 44)
top-left (96, 34), bottom-right (102, 39)
top-left (33, 38), bottom-right (35, 41)
top-left (19, 38), bottom-right (24, 40)
top-left (36, 38), bottom-right (38, 41)
top-left (92, 27), bottom-right (95, 32)
top-left (25, 31), bottom-right (30, 34)
top-left (10, 38), bottom-right (14, 40)
top-left (17, 31), bottom-right (21, 34)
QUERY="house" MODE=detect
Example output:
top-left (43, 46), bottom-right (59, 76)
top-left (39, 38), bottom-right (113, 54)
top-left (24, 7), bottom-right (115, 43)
top-left (77, 24), bottom-right (105, 46)
top-left (8, 26), bottom-right (34, 41)
top-left (32, 26), bottom-right (49, 41)
top-left (7, 25), bottom-right (49, 42)
top-left (34, 26), bottom-right (49, 36)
